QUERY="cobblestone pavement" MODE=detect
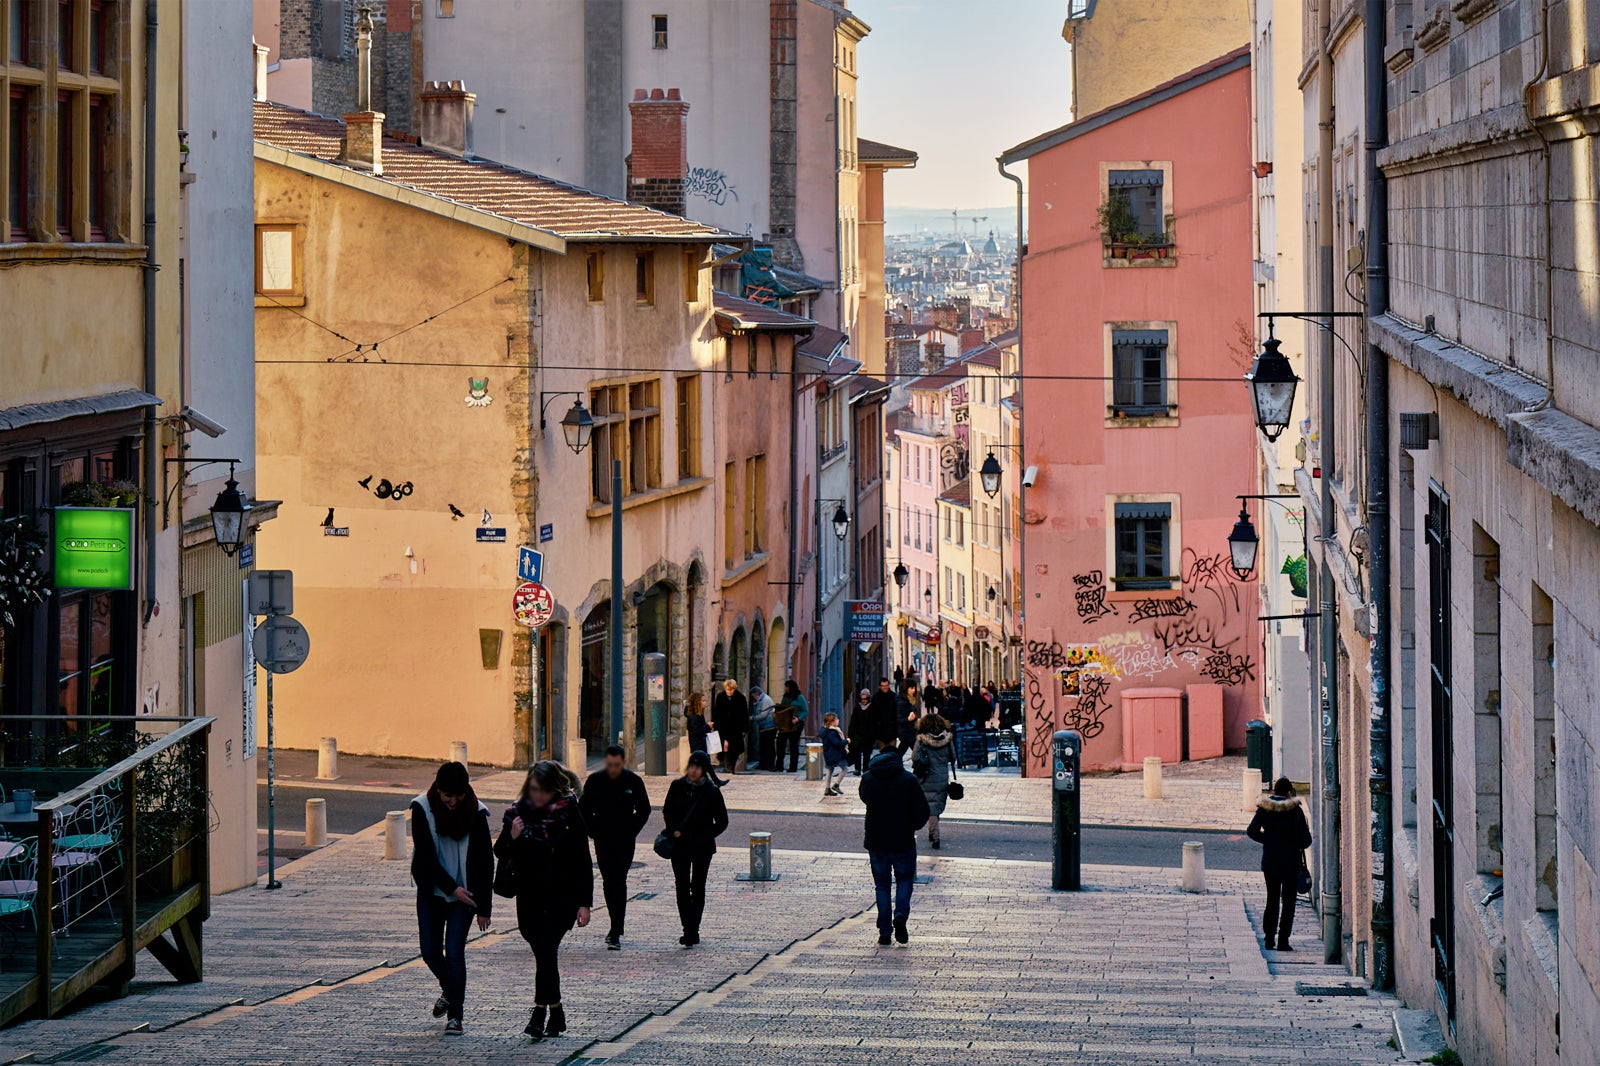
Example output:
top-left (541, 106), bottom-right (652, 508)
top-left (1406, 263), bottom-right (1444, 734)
top-left (1, 814), bottom-right (1403, 1066)
top-left (265, 749), bottom-right (1260, 832)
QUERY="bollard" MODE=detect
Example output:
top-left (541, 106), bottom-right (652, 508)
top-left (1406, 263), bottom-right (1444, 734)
top-left (1143, 756), bottom-right (1163, 799)
top-left (805, 742), bottom-right (823, 781)
top-left (1243, 768), bottom-right (1262, 811)
top-left (737, 830), bottom-right (778, 882)
top-left (384, 810), bottom-right (408, 861)
top-left (449, 740), bottom-right (468, 772)
top-left (1181, 841), bottom-right (1206, 893)
top-left (304, 798), bottom-right (328, 847)
top-left (317, 737), bottom-right (339, 780)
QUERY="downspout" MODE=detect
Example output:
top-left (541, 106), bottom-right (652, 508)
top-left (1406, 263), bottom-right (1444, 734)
top-left (996, 155), bottom-right (1024, 710)
top-left (141, 0), bottom-right (159, 627)
top-left (812, 363), bottom-right (824, 709)
top-left (1315, 0), bottom-right (1342, 965)
top-left (788, 331), bottom-right (807, 699)
top-left (1364, 0), bottom-right (1394, 990)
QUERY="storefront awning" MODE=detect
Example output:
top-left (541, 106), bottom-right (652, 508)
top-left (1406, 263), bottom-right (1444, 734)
top-left (0, 389), bottom-right (162, 432)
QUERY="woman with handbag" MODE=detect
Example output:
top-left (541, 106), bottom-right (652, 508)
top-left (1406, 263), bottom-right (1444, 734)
top-left (658, 751), bottom-right (729, 947)
top-left (911, 714), bottom-right (956, 849)
top-left (685, 693), bottom-right (712, 755)
top-left (494, 760), bottom-right (593, 1041)
top-left (410, 761), bottom-right (493, 1036)
top-left (1246, 777), bottom-right (1314, 951)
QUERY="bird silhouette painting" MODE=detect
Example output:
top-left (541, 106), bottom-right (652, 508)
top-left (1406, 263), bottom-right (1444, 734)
top-left (357, 475), bottom-right (373, 490)
top-left (322, 508), bottom-right (335, 528)
top-left (448, 504), bottom-right (465, 521)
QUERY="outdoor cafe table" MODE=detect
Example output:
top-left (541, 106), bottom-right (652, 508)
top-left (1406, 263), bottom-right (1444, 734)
top-left (0, 802), bottom-right (48, 830)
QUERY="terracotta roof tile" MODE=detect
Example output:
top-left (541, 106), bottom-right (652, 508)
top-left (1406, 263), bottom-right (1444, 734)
top-left (857, 137), bottom-right (919, 165)
top-left (254, 101), bottom-right (733, 243)
top-left (712, 290), bottom-right (817, 331)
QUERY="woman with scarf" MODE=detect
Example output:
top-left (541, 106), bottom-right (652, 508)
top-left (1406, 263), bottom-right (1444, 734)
top-left (912, 714), bottom-right (955, 849)
top-left (660, 750), bottom-right (730, 947)
top-left (410, 761), bottom-right (493, 1036)
top-left (495, 760), bottom-right (593, 1042)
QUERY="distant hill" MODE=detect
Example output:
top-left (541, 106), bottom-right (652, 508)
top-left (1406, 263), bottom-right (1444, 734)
top-left (885, 205), bottom-right (1017, 239)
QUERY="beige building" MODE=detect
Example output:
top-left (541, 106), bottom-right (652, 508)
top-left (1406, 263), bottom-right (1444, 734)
top-left (252, 83), bottom-right (728, 770)
top-left (857, 138), bottom-right (919, 378)
top-left (965, 345), bottom-right (1013, 684)
top-left (1063, 0), bottom-right (1250, 118)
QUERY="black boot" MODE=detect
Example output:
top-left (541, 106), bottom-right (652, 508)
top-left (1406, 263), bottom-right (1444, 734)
top-left (524, 1006), bottom-right (546, 1039)
top-left (545, 1004), bottom-right (567, 1037)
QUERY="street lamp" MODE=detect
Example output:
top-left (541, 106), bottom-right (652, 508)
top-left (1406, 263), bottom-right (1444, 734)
top-left (832, 504), bottom-right (850, 542)
top-left (978, 451), bottom-right (1003, 499)
top-left (210, 465), bottom-right (250, 557)
top-left (559, 399), bottom-right (595, 455)
top-left (893, 561), bottom-right (909, 588)
top-left (1244, 325), bottom-right (1299, 442)
top-left (1227, 506), bottom-right (1259, 580)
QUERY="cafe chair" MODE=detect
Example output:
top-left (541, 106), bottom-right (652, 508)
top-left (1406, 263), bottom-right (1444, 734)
top-left (0, 835), bottom-right (39, 933)
top-left (52, 795), bottom-right (119, 932)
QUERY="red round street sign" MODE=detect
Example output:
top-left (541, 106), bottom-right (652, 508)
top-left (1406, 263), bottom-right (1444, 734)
top-left (513, 581), bottom-right (554, 629)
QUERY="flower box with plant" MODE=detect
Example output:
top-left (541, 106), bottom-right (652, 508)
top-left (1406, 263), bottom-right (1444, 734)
top-left (61, 479), bottom-right (146, 509)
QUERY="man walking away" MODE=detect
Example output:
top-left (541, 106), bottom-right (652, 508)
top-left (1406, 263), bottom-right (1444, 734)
top-left (1246, 777), bottom-right (1313, 951)
top-left (581, 745), bottom-right (653, 950)
top-left (858, 739), bottom-right (930, 946)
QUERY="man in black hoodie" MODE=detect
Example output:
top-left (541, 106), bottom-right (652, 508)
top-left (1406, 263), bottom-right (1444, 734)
top-left (858, 740), bottom-right (931, 946)
top-left (581, 745), bottom-right (653, 950)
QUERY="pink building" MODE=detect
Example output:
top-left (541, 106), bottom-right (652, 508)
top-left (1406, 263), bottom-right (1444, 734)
top-left (891, 402), bottom-right (943, 682)
top-left (1002, 49), bottom-right (1261, 773)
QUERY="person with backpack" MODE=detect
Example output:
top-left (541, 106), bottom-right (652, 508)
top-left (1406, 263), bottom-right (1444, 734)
top-left (580, 745), bottom-right (653, 951)
top-left (1246, 777), bottom-right (1314, 951)
top-left (911, 713), bottom-right (955, 849)
top-left (858, 739), bottom-right (931, 946)
top-left (820, 712), bottom-right (850, 796)
top-left (775, 678), bottom-right (809, 773)
top-left (495, 761), bottom-right (593, 1042)
top-left (659, 751), bottom-right (730, 947)
top-left (410, 761), bottom-right (493, 1036)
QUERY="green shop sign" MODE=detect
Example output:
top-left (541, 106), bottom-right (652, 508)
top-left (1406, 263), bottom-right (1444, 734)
top-left (54, 507), bottom-right (135, 590)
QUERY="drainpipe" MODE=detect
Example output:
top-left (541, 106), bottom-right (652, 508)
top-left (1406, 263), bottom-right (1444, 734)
top-left (1315, 0), bottom-right (1342, 965)
top-left (996, 157), bottom-right (1024, 726)
top-left (1363, 0), bottom-right (1394, 991)
top-left (141, 0), bottom-right (159, 627)
top-left (787, 332), bottom-right (806, 697)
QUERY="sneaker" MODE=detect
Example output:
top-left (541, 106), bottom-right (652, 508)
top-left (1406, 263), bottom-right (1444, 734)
top-left (1278, 941), bottom-right (1293, 952)
top-left (444, 1019), bottom-right (463, 1037)
top-left (877, 933), bottom-right (892, 946)
top-left (524, 1006), bottom-right (547, 1038)
top-left (431, 996), bottom-right (450, 1019)
top-left (893, 920), bottom-right (908, 945)
top-left (605, 933), bottom-right (621, 950)
top-left (545, 1005), bottom-right (567, 1038)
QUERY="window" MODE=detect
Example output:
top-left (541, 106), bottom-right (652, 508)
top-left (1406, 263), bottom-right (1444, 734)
top-left (1106, 169), bottom-right (1165, 242)
top-left (723, 461), bottom-right (737, 569)
top-left (902, 508), bottom-right (909, 546)
top-left (590, 379), bottom-right (662, 503)
top-left (747, 334), bottom-right (757, 378)
top-left (586, 251), bottom-right (604, 302)
top-left (744, 454), bottom-right (766, 555)
top-left (652, 13), bottom-right (667, 49)
top-left (912, 507), bottom-right (920, 550)
top-left (955, 510), bottom-right (964, 547)
top-left (1114, 503), bottom-right (1171, 590)
top-left (438, 0), bottom-right (454, 16)
top-left (635, 250), bottom-right (654, 304)
top-left (255, 224), bottom-right (300, 297)
top-left (1470, 525), bottom-right (1501, 877)
top-left (54, 90), bottom-right (71, 238)
top-left (676, 374), bottom-right (700, 479)
top-left (7, 88), bottom-right (31, 239)
top-left (683, 249), bottom-right (699, 303)
top-left (9, 0), bottom-right (30, 62)
top-left (944, 566), bottom-right (952, 602)
top-left (958, 572), bottom-right (966, 611)
top-left (1112, 329), bottom-right (1170, 416)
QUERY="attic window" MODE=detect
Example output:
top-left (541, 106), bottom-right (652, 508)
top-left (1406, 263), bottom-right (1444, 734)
top-left (438, 0), bottom-right (455, 17)
top-left (652, 14), bottom-right (667, 48)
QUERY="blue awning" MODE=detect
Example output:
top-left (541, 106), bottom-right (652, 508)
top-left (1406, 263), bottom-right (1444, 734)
top-left (1112, 329), bottom-right (1169, 347)
top-left (1115, 502), bottom-right (1171, 520)
top-left (1108, 169), bottom-right (1163, 188)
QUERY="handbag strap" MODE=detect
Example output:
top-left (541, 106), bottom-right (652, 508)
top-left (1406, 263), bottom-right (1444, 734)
top-left (673, 786), bottom-right (705, 836)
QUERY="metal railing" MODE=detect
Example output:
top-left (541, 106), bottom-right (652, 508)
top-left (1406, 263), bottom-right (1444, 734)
top-left (0, 716), bottom-right (212, 1023)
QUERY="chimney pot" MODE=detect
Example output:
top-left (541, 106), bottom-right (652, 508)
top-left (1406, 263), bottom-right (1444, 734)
top-left (633, 89), bottom-right (648, 101)
top-left (666, 88), bottom-right (681, 100)
top-left (419, 80), bottom-right (476, 157)
top-left (650, 88), bottom-right (665, 100)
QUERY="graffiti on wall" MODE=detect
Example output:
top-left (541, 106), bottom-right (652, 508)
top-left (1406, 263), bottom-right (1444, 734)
top-left (1074, 570), bottom-right (1118, 624)
top-left (686, 167), bottom-right (739, 205)
top-left (939, 442), bottom-right (969, 488)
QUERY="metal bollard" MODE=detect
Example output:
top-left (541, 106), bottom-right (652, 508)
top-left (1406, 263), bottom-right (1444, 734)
top-left (304, 798), bottom-right (328, 847)
top-left (1143, 756), bottom-right (1163, 799)
top-left (449, 740), bottom-right (469, 771)
top-left (738, 831), bottom-right (778, 882)
top-left (1243, 767), bottom-right (1262, 811)
top-left (384, 810), bottom-right (408, 861)
top-left (317, 737), bottom-right (339, 780)
top-left (805, 742), bottom-right (823, 781)
top-left (1181, 841), bottom-right (1206, 893)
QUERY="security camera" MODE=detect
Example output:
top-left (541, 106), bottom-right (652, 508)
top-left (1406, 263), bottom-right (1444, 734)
top-left (1021, 465), bottom-right (1039, 489)
top-left (179, 406), bottom-right (228, 439)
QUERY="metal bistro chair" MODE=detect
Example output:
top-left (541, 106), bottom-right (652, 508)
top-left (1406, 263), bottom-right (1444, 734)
top-left (52, 794), bottom-right (119, 933)
top-left (0, 835), bottom-right (40, 955)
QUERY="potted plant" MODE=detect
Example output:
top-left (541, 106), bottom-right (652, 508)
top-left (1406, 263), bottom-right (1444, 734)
top-left (61, 479), bottom-right (145, 508)
top-left (1097, 194), bottom-right (1138, 257)
top-left (0, 514), bottom-right (49, 628)
top-left (135, 737), bottom-right (210, 897)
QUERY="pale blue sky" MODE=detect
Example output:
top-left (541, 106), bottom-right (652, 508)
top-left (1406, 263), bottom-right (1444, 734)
top-left (853, 0), bottom-right (1073, 211)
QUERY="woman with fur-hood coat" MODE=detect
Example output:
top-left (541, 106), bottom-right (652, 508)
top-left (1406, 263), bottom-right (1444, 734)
top-left (911, 714), bottom-right (956, 848)
top-left (1246, 777), bottom-right (1313, 951)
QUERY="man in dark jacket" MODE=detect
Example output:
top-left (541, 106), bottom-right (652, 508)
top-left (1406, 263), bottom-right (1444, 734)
top-left (581, 745), bottom-right (653, 950)
top-left (868, 678), bottom-right (900, 755)
top-left (1246, 777), bottom-right (1313, 951)
top-left (858, 740), bottom-right (931, 946)
top-left (711, 678), bottom-right (751, 774)
top-left (894, 682), bottom-right (921, 754)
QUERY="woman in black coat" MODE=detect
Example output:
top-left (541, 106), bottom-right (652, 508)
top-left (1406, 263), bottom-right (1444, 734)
top-left (711, 679), bottom-right (751, 774)
top-left (1246, 777), bottom-right (1313, 951)
top-left (495, 760), bottom-right (593, 1041)
top-left (660, 751), bottom-right (730, 947)
top-left (410, 761), bottom-right (493, 1036)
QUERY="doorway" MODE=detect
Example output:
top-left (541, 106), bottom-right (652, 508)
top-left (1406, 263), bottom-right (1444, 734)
top-left (1426, 484), bottom-right (1455, 1019)
top-left (580, 602), bottom-right (609, 755)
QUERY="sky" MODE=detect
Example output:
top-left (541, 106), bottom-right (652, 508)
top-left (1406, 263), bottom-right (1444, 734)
top-left (853, 0), bottom-right (1073, 215)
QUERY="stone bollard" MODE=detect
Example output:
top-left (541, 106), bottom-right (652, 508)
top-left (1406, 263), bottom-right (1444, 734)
top-left (449, 740), bottom-right (468, 772)
top-left (738, 831), bottom-right (777, 882)
top-left (304, 798), bottom-right (328, 847)
top-left (806, 742), bottom-right (823, 781)
top-left (384, 810), bottom-right (408, 861)
top-left (1243, 768), bottom-right (1262, 811)
top-left (1143, 756), bottom-right (1163, 799)
top-left (1181, 841), bottom-right (1206, 893)
top-left (317, 737), bottom-right (339, 780)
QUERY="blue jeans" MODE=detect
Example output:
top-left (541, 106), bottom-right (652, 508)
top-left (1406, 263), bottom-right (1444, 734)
top-left (417, 893), bottom-right (473, 1019)
top-left (869, 849), bottom-right (916, 934)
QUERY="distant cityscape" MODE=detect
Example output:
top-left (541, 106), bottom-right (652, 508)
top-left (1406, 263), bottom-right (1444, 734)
top-left (885, 205), bottom-right (1019, 239)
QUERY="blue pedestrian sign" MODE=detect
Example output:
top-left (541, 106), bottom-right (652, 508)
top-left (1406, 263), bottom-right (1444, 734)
top-left (517, 546), bottom-right (544, 583)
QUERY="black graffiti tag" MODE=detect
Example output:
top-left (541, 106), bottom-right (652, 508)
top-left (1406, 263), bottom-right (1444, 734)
top-left (1065, 673), bottom-right (1112, 740)
top-left (1183, 548), bottom-right (1242, 616)
top-left (1073, 570), bottom-right (1117, 624)
top-left (1026, 640), bottom-right (1068, 670)
top-left (1127, 596), bottom-right (1195, 623)
top-left (1202, 650), bottom-right (1256, 686)
top-left (1024, 668), bottom-right (1052, 763)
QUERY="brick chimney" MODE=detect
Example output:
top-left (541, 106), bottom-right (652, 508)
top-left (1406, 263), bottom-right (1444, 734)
top-left (419, 80), bottom-right (475, 157)
top-left (339, 6), bottom-right (383, 174)
top-left (924, 340), bottom-right (946, 373)
top-left (626, 88), bottom-right (689, 216)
